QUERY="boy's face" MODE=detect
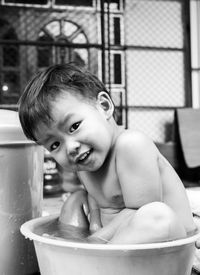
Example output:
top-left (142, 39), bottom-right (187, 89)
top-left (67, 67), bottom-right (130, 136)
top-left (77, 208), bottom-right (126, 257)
top-left (35, 91), bottom-right (114, 172)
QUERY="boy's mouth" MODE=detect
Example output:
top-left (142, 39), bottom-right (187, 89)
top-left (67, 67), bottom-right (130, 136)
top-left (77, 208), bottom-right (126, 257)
top-left (76, 149), bottom-right (93, 164)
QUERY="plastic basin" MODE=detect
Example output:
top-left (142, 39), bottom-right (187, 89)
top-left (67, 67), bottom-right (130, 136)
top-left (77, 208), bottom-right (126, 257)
top-left (21, 214), bottom-right (200, 275)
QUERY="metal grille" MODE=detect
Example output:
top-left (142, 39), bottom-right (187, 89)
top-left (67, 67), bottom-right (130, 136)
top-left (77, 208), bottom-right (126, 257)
top-left (127, 50), bottom-right (185, 107)
top-left (124, 0), bottom-right (191, 142)
top-left (128, 108), bottom-right (175, 142)
top-left (0, 0), bottom-right (191, 142)
top-left (125, 1), bottom-right (184, 48)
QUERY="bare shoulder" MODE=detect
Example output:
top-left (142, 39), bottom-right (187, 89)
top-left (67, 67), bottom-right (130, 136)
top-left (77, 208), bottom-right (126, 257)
top-left (115, 130), bottom-right (158, 159)
top-left (115, 130), bottom-right (162, 206)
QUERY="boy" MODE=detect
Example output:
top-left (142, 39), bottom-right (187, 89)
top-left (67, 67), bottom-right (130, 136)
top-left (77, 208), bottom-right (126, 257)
top-left (18, 63), bottom-right (195, 244)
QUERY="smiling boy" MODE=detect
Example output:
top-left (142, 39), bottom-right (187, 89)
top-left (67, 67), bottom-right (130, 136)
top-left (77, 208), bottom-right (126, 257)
top-left (18, 63), bottom-right (195, 244)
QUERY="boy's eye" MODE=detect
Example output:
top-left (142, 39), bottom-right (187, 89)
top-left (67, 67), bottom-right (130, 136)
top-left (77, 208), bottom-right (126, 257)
top-left (50, 141), bottom-right (60, 151)
top-left (70, 122), bottom-right (81, 133)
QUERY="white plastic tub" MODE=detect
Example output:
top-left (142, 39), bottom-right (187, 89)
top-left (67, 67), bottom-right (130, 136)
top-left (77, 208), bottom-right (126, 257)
top-left (21, 214), bottom-right (200, 275)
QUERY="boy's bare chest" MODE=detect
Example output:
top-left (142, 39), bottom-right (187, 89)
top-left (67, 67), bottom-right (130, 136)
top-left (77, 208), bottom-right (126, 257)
top-left (78, 156), bottom-right (124, 208)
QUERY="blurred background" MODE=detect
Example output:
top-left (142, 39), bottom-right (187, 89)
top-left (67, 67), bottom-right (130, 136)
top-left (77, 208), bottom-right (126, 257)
top-left (0, 0), bottom-right (200, 191)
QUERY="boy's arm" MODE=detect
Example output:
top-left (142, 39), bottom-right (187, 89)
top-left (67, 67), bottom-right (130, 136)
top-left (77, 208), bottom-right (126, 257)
top-left (87, 195), bottom-right (102, 232)
top-left (116, 131), bottom-right (162, 208)
top-left (62, 171), bottom-right (84, 193)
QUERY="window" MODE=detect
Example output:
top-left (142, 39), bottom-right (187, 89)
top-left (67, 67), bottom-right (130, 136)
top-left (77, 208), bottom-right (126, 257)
top-left (114, 53), bottom-right (122, 84)
top-left (103, 14), bottom-right (124, 46)
top-left (0, 19), bottom-right (20, 105)
top-left (102, 14), bottom-right (124, 86)
top-left (37, 32), bottom-right (53, 68)
top-left (37, 20), bottom-right (89, 68)
top-left (104, 0), bottom-right (123, 11)
top-left (54, 0), bottom-right (93, 7)
top-left (1, 71), bottom-right (20, 103)
top-left (4, 0), bottom-right (48, 4)
top-left (113, 17), bottom-right (121, 45)
top-left (3, 29), bottom-right (19, 67)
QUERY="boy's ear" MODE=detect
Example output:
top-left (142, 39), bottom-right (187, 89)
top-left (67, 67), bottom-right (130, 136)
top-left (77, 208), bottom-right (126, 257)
top-left (97, 91), bottom-right (114, 119)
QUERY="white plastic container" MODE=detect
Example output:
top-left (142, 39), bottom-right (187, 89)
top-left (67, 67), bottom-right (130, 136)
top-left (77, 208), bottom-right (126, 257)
top-left (0, 109), bottom-right (44, 275)
top-left (21, 214), bottom-right (200, 275)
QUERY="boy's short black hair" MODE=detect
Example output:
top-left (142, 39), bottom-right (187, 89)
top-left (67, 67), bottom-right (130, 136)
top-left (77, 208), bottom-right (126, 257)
top-left (18, 63), bottom-right (110, 142)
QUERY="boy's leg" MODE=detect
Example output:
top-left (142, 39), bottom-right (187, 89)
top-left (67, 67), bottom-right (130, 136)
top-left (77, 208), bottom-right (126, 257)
top-left (88, 208), bottom-right (135, 243)
top-left (59, 197), bottom-right (187, 244)
top-left (110, 202), bottom-right (187, 244)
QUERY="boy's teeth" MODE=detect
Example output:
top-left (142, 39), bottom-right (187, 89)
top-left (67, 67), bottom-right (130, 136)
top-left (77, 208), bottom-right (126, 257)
top-left (79, 151), bottom-right (89, 161)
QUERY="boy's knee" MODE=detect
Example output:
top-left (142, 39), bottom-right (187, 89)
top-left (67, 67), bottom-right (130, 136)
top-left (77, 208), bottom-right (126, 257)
top-left (133, 202), bottom-right (187, 242)
top-left (135, 202), bottom-right (174, 222)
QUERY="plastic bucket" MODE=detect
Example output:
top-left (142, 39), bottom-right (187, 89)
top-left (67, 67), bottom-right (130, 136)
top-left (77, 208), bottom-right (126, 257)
top-left (21, 214), bottom-right (200, 275)
top-left (0, 110), bottom-right (44, 274)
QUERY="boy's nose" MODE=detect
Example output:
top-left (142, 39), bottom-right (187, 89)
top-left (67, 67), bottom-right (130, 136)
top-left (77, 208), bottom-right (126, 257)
top-left (67, 139), bottom-right (80, 157)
